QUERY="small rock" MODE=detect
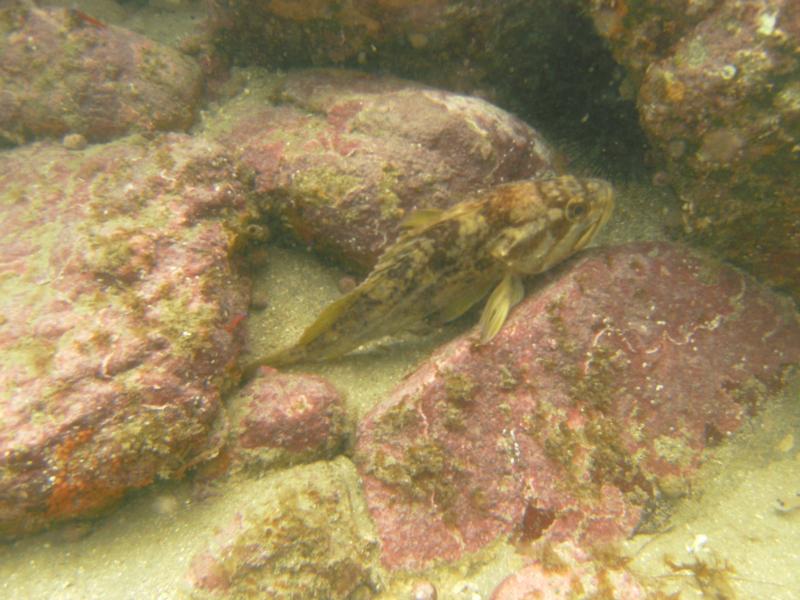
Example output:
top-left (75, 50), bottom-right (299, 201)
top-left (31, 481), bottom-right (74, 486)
top-left (151, 494), bottom-right (180, 516)
top-left (412, 580), bottom-right (437, 600)
top-left (337, 275), bottom-right (358, 294)
top-left (227, 367), bottom-right (351, 472)
top-left (187, 551), bottom-right (230, 592)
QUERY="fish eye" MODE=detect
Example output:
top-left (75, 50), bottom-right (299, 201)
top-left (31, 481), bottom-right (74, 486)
top-left (566, 200), bottom-right (587, 220)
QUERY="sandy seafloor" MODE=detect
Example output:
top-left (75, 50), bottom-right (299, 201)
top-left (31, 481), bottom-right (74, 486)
top-left (2, 1), bottom-right (800, 598)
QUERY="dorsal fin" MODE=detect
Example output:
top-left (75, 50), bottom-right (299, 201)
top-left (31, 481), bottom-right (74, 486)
top-left (399, 208), bottom-right (445, 233)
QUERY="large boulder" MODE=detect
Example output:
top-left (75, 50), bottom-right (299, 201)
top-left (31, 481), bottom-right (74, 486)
top-left (354, 241), bottom-right (800, 570)
top-left (586, 0), bottom-right (800, 299)
top-left (208, 0), bottom-right (576, 90)
top-left (0, 3), bottom-right (202, 145)
top-left (205, 68), bottom-right (558, 271)
top-left (0, 134), bottom-right (255, 538)
top-left (208, 1), bottom-right (646, 176)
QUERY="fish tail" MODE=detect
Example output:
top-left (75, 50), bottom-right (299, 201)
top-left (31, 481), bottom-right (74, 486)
top-left (240, 285), bottom-right (364, 382)
top-left (240, 345), bottom-right (307, 381)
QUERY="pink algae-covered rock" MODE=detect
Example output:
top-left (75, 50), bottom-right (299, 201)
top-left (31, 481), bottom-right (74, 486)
top-left (226, 367), bottom-right (351, 471)
top-left (587, 0), bottom-right (800, 300)
top-left (0, 134), bottom-right (254, 538)
top-left (207, 68), bottom-right (557, 271)
top-left (354, 241), bottom-right (800, 570)
top-left (0, 4), bottom-right (202, 145)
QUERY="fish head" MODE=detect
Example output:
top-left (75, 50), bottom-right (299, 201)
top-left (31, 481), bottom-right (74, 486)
top-left (489, 176), bottom-right (614, 275)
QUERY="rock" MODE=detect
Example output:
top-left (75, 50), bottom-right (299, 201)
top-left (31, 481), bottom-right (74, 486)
top-left (207, 2), bottom-right (648, 176)
top-left (209, 1), bottom-right (574, 89)
top-left (411, 580), bottom-right (438, 600)
top-left (354, 241), bottom-right (800, 571)
top-left (0, 4), bottom-right (202, 145)
top-left (205, 68), bottom-right (557, 271)
top-left (0, 134), bottom-right (256, 539)
top-left (586, 0), bottom-right (800, 299)
top-left (184, 458), bottom-right (381, 599)
top-left (226, 367), bottom-right (351, 472)
top-left (585, 1), bottom-right (716, 87)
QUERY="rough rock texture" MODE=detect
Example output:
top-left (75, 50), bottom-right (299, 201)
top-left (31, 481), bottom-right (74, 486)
top-left (184, 457), bottom-right (381, 599)
top-left (585, 1), bottom-right (718, 87)
top-left (208, 1), bottom-right (647, 176)
top-left (210, 0), bottom-right (574, 87)
top-left (205, 68), bottom-right (557, 272)
top-left (0, 4), bottom-right (202, 145)
top-left (0, 134), bottom-right (256, 539)
top-left (225, 367), bottom-right (351, 473)
top-left (354, 241), bottom-right (800, 571)
top-left (586, 0), bottom-right (800, 299)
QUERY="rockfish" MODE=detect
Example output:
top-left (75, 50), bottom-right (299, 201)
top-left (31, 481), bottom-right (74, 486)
top-left (248, 175), bottom-right (613, 370)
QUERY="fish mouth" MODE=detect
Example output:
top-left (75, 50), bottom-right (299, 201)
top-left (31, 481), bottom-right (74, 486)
top-left (595, 181), bottom-right (615, 229)
top-left (574, 182), bottom-right (614, 250)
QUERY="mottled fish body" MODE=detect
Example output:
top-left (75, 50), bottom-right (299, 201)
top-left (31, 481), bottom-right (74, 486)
top-left (249, 175), bottom-right (613, 369)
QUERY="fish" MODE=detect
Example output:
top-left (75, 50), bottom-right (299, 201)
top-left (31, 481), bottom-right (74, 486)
top-left (245, 175), bottom-right (614, 371)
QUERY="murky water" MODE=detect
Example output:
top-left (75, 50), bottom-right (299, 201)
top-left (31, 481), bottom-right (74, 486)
top-left (2, 1), bottom-right (798, 599)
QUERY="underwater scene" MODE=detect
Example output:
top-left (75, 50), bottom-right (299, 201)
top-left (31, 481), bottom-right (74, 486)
top-left (0, 0), bottom-right (799, 598)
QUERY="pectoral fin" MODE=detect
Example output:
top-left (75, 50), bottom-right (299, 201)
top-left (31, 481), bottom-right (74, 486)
top-left (437, 279), bottom-right (495, 323)
top-left (478, 273), bottom-right (524, 343)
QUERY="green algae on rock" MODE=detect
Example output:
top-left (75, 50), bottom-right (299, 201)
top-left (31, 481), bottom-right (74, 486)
top-left (355, 242), bottom-right (800, 571)
top-left (202, 68), bottom-right (559, 272)
top-left (0, 134), bottom-right (257, 539)
top-left (587, 0), bottom-right (800, 300)
top-left (184, 457), bottom-right (381, 599)
top-left (0, 4), bottom-right (202, 145)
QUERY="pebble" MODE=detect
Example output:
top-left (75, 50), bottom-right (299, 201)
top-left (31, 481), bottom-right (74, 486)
top-left (412, 580), bottom-right (437, 600)
top-left (337, 275), bottom-right (358, 294)
top-left (62, 133), bottom-right (88, 150)
top-left (152, 494), bottom-right (180, 515)
top-left (250, 289), bottom-right (270, 310)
